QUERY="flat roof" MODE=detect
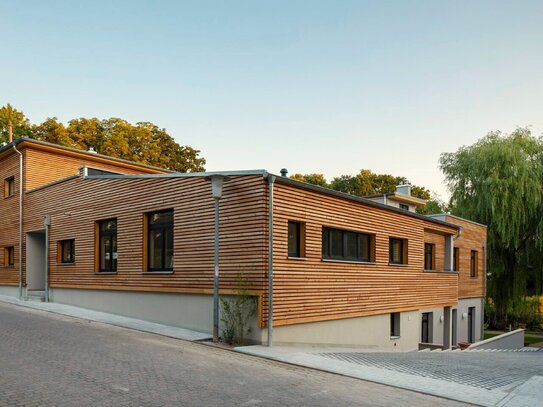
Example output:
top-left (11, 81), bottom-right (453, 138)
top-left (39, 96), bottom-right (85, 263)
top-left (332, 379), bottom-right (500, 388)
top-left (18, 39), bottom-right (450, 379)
top-left (3, 138), bottom-right (459, 231)
top-left (427, 213), bottom-right (487, 228)
top-left (0, 137), bottom-right (172, 173)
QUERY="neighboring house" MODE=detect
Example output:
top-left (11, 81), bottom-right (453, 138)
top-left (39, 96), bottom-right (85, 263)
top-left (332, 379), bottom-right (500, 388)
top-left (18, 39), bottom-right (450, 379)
top-left (367, 187), bottom-right (487, 347)
top-left (0, 138), bottom-right (486, 350)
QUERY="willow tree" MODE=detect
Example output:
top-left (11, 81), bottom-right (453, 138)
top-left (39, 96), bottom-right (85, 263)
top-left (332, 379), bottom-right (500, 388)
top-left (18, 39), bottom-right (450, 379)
top-left (440, 128), bottom-right (543, 323)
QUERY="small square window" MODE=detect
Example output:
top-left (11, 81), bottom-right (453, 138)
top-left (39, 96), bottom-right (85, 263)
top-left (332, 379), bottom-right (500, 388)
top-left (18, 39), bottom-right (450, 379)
top-left (399, 203), bottom-right (409, 211)
top-left (58, 240), bottom-right (75, 264)
top-left (389, 238), bottom-right (407, 265)
top-left (4, 177), bottom-right (15, 198)
top-left (4, 246), bottom-right (14, 266)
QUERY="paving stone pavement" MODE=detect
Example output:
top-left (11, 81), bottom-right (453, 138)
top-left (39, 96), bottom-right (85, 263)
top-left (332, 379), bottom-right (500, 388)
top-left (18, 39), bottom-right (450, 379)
top-left (236, 345), bottom-right (543, 407)
top-left (0, 302), bottom-right (467, 407)
top-left (319, 351), bottom-right (543, 391)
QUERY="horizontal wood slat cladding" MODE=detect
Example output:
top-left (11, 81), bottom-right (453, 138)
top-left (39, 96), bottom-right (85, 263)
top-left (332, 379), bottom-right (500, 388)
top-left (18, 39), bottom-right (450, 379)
top-left (0, 153), bottom-right (21, 285)
top-left (264, 182), bottom-right (459, 327)
top-left (23, 176), bottom-right (268, 296)
top-left (443, 216), bottom-right (486, 299)
top-left (23, 146), bottom-right (166, 191)
top-left (423, 230), bottom-right (446, 271)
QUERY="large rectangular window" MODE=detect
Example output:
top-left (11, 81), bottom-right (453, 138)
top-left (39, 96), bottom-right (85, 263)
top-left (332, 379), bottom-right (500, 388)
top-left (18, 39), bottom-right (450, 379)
top-left (322, 227), bottom-right (372, 262)
top-left (453, 247), bottom-right (460, 272)
top-left (148, 210), bottom-right (174, 272)
top-left (424, 243), bottom-right (435, 270)
top-left (59, 239), bottom-right (75, 264)
top-left (4, 246), bottom-right (14, 266)
top-left (389, 238), bottom-right (407, 264)
top-left (288, 221), bottom-right (303, 258)
top-left (4, 176), bottom-right (14, 198)
top-left (470, 250), bottom-right (478, 278)
top-left (98, 219), bottom-right (117, 273)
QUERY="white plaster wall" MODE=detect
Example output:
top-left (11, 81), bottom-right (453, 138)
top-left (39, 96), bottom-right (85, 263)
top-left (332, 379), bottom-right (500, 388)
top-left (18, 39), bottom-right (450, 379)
top-left (49, 288), bottom-right (262, 339)
top-left (0, 285), bottom-right (19, 297)
top-left (421, 297), bottom-right (484, 346)
top-left (256, 311), bottom-right (420, 351)
top-left (456, 297), bottom-right (484, 343)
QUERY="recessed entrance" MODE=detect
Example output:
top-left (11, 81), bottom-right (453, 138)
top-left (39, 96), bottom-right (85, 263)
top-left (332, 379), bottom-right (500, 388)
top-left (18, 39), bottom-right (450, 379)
top-left (26, 230), bottom-right (46, 292)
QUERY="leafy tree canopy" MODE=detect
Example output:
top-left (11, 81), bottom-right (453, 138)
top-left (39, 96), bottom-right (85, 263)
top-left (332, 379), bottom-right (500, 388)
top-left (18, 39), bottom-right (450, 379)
top-left (1, 104), bottom-right (205, 172)
top-left (440, 127), bottom-right (543, 322)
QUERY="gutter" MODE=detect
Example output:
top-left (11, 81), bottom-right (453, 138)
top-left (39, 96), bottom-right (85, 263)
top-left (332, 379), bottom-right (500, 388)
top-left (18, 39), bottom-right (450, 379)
top-left (267, 174), bottom-right (275, 347)
top-left (9, 126), bottom-right (24, 298)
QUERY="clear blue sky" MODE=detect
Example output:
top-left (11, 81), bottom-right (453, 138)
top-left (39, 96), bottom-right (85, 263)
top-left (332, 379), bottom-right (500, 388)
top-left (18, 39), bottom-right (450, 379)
top-left (2, 1), bottom-right (543, 198)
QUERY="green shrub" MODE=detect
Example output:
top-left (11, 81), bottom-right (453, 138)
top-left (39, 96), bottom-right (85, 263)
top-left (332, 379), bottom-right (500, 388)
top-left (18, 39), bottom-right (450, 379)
top-left (485, 296), bottom-right (543, 331)
top-left (220, 275), bottom-right (257, 346)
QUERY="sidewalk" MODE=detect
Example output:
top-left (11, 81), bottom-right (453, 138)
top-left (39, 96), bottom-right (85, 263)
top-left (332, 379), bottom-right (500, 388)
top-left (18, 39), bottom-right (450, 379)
top-left (0, 294), bottom-right (211, 342)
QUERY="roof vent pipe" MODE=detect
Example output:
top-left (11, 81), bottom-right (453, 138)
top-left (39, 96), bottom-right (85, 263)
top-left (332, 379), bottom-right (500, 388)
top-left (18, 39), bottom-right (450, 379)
top-left (88, 146), bottom-right (97, 154)
top-left (280, 168), bottom-right (288, 177)
top-left (8, 121), bottom-right (13, 143)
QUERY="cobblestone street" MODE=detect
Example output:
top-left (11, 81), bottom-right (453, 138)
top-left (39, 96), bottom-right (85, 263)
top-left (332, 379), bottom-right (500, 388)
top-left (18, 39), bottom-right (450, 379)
top-left (0, 302), bottom-right (466, 407)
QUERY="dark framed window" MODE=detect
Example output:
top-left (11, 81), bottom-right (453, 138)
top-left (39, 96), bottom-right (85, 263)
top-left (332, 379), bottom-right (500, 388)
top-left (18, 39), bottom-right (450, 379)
top-left (453, 247), bottom-right (459, 272)
top-left (59, 239), bottom-right (75, 263)
top-left (399, 203), bottom-right (409, 211)
top-left (322, 227), bottom-right (372, 262)
top-left (390, 312), bottom-right (401, 337)
top-left (4, 177), bottom-right (14, 198)
top-left (288, 221), bottom-right (302, 258)
top-left (4, 246), bottom-right (14, 266)
top-left (470, 250), bottom-right (478, 278)
top-left (424, 243), bottom-right (435, 270)
top-left (389, 238), bottom-right (407, 264)
top-left (147, 210), bottom-right (174, 271)
top-left (98, 219), bottom-right (117, 272)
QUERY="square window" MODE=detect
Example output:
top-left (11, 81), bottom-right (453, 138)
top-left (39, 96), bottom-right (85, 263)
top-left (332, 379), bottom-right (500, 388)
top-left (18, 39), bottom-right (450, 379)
top-left (389, 238), bottom-right (407, 264)
top-left (399, 203), bottom-right (409, 211)
top-left (4, 246), bottom-right (14, 266)
top-left (59, 239), bottom-right (75, 263)
top-left (390, 312), bottom-right (401, 337)
top-left (4, 177), bottom-right (14, 198)
top-left (424, 243), bottom-right (435, 270)
top-left (288, 221), bottom-right (303, 258)
top-left (453, 247), bottom-right (459, 272)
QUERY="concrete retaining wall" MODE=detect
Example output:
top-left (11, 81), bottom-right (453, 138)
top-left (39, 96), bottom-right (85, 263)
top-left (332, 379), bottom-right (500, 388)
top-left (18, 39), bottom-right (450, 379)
top-left (468, 329), bottom-right (525, 350)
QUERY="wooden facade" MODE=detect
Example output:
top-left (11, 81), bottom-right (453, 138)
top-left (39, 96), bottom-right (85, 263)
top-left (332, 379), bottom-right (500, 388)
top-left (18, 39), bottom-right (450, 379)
top-left (0, 138), bottom-right (486, 331)
top-left (440, 215), bottom-right (486, 299)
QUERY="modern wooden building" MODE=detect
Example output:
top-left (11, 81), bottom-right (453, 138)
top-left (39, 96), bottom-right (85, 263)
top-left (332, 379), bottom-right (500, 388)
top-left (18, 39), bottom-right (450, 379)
top-left (0, 138), bottom-right (486, 350)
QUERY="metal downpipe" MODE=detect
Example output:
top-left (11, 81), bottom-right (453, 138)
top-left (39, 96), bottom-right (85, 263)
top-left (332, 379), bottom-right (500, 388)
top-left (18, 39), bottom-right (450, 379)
top-left (267, 175), bottom-right (276, 347)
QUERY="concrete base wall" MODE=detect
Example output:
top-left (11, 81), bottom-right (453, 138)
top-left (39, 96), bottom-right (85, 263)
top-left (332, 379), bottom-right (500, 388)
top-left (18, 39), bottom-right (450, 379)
top-left (45, 288), bottom-right (445, 351)
top-left (256, 311), bottom-right (421, 351)
top-left (49, 288), bottom-right (262, 340)
top-left (50, 288), bottom-right (217, 334)
top-left (421, 297), bottom-right (484, 345)
top-left (0, 285), bottom-right (19, 297)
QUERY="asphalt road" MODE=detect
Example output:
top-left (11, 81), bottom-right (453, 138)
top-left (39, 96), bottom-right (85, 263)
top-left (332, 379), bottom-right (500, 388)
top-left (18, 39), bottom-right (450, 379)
top-left (0, 302), bottom-right (468, 406)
